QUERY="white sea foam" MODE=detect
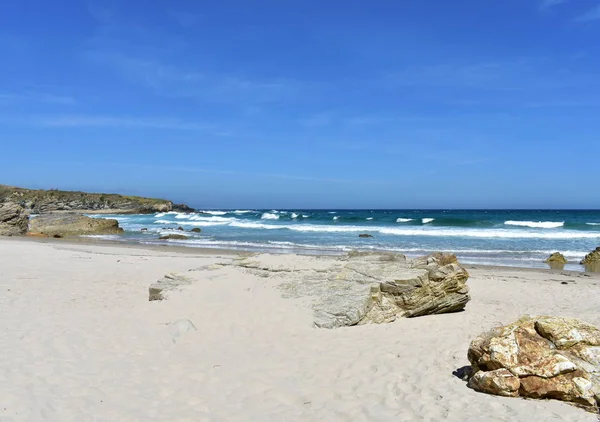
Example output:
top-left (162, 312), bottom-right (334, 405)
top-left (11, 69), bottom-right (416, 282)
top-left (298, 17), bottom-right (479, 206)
top-left (333, 216), bottom-right (340, 221)
top-left (366, 217), bottom-right (373, 220)
top-left (233, 210), bottom-right (254, 214)
top-left (261, 213), bottom-right (280, 220)
top-left (329, 212), bottom-right (337, 214)
top-left (198, 210), bottom-right (228, 215)
top-left (227, 221), bottom-right (600, 239)
top-left (154, 211), bottom-right (179, 218)
top-left (422, 218), bottom-right (435, 224)
top-left (586, 222), bottom-right (600, 226)
top-left (188, 215), bottom-right (236, 223)
top-left (302, 215), bottom-right (309, 218)
top-left (396, 218), bottom-right (414, 223)
top-left (505, 220), bottom-right (564, 229)
top-left (291, 213), bottom-right (299, 219)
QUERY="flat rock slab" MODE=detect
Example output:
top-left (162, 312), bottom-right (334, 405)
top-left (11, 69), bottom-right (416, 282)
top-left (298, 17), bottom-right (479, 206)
top-left (149, 273), bottom-right (192, 301)
top-left (29, 213), bottom-right (123, 236)
top-left (148, 252), bottom-right (470, 329)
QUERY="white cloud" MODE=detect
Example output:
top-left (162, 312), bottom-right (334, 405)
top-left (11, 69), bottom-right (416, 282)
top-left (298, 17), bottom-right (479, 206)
top-left (32, 115), bottom-right (209, 130)
top-left (575, 4), bottom-right (600, 21)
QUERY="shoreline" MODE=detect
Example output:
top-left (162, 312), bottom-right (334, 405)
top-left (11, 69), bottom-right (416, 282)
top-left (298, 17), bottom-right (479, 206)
top-left (2, 234), bottom-right (599, 420)
top-left (7, 234), bottom-right (599, 277)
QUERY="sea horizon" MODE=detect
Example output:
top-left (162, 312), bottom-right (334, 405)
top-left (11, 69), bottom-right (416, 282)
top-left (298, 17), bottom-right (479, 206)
top-left (84, 208), bottom-right (600, 271)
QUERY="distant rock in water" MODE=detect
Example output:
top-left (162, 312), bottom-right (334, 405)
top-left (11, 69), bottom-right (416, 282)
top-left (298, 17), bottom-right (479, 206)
top-left (159, 234), bottom-right (188, 240)
top-left (0, 200), bottom-right (29, 236)
top-left (358, 233), bottom-right (373, 238)
top-left (0, 184), bottom-right (193, 214)
top-left (141, 228), bottom-right (148, 231)
top-left (545, 252), bottom-right (568, 265)
top-left (177, 226), bottom-right (184, 231)
top-left (190, 228), bottom-right (202, 233)
top-left (29, 214), bottom-right (123, 237)
top-left (580, 247), bottom-right (600, 265)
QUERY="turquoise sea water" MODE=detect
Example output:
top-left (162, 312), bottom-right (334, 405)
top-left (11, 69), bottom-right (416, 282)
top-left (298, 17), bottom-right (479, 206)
top-left (87, 209), bottom-right (600, 270)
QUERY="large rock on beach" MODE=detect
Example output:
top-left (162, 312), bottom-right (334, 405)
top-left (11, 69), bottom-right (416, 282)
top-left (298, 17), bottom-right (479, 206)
top-left (467, 315), bottom-right (600, 412)
top-left (29, 213), bottom-right (123, 237)
top-left (545, 252), bottom-right (568, 265)
top-left (0, 201), bottom-right (29, 236)
top-left (580, 247), bottom-right (600, 266)
top-left (232, 251), bottom-right (470, 328)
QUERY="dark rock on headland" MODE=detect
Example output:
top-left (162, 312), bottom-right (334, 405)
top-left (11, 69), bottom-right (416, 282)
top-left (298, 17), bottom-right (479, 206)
top-left (0, 200), bottom-right (29, 236)
top-left (0, 184), bottom-right (193, 214)
top-left (29, 214), bottom-right (124, 237)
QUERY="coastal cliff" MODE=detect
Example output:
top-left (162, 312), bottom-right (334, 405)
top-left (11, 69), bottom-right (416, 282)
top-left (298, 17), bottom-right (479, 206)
top-left (0, 184), bottom-right (194, 214)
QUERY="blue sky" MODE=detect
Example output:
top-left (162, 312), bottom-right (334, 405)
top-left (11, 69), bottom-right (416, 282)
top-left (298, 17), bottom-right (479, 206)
top-left (1, 0), bottom-right (599, 209)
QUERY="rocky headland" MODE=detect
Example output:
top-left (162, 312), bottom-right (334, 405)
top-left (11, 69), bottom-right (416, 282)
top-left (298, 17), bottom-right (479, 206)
top-left (0, 184), bottom-right (193, 215)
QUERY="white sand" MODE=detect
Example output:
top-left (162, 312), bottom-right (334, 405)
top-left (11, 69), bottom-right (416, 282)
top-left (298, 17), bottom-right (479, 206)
top-left (1, 238), bottom-right (599, 421)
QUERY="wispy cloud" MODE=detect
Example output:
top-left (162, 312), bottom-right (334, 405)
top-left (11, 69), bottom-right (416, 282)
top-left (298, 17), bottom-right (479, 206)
top-left (30, 115), bottom-right (211, 130)
top-left (31, 160), bottom-right (394, 186)
top-left (169, 10), bottom-right (203, 28)
top-left (540, 0), bottom-right (568, 9)
top-left (575, 4), bottom-right (600, 21)
top-left (0, 92), bottom-right (76, 105)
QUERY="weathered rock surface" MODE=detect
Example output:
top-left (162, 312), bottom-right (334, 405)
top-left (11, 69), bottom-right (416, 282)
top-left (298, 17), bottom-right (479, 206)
top-left (29, 213), bottom-right (123, 236)
top-left (159, 234), bottom-right (188, 240)
top-left (149, 273), bottom-right (193, 301)
top-left (233, 251), bottom-right (470, 328)
top-left (0, 184), bottom-right (193, 214)
top-left (545, 252), bottom-right (568, 265)
top-left (190, 228), bottom-right (202, 233)
top-left (580, 247), bottom-right (600, 266)
top-left (0, 201), bottom-right (29, 236)
top-left (467, 315), bottom-right (600, 412)
top-left (358, 233), bottom-right (373, 238)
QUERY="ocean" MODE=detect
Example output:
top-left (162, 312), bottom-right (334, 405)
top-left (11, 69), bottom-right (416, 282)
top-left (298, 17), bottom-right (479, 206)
top-left (86, 209), bottom-right (600, 270)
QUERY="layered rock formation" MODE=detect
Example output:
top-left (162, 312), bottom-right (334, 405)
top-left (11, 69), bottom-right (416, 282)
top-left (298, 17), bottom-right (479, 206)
top-left (545, 252), bottom-right (568, 265)
top-left (160, 251), bottom-right (470, 328)
top-left (467, 315), bottom-right (600, 412)
top-left (0, 184), bottom-right (192, 214)
top-left (29, 214), bottom-right (124, 237)
top-left (0, 201), bottom-right (29, 236)
top-left (580, 247), bottom-right (600, 266)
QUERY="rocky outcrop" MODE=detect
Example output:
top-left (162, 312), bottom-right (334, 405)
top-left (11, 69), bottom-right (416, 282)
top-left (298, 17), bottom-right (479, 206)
top-left (29, 214), bottom-right (124, 236)
top-left (467, 315), bottom-right (600, 412)
top-left (231, 251), bottom-right (470, 328)
top-left (159, 234), bottom-right (188, 240)
top-left (0, 201), bottom-right (29, 236)
top-left (546, 252), bottom-right (568, 265)
top-left (358, 234), bottom-right (373, 238)
top-left (0, 184), bottom-right (193, 214)
top-left (190, 228), bottom-right (202, 233)
top-left (149, 273), bottom-right (192, 301)
top-left (580, 247), bottom-right (600, 266)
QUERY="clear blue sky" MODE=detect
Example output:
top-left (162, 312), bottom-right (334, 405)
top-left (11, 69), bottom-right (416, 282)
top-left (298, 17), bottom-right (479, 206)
top-left (1, 0), bottom-right (599, 209)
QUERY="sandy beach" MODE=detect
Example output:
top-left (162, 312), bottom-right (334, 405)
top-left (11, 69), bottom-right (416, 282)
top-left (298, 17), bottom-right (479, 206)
top-left (1, 237), bottom-right (599, 422)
